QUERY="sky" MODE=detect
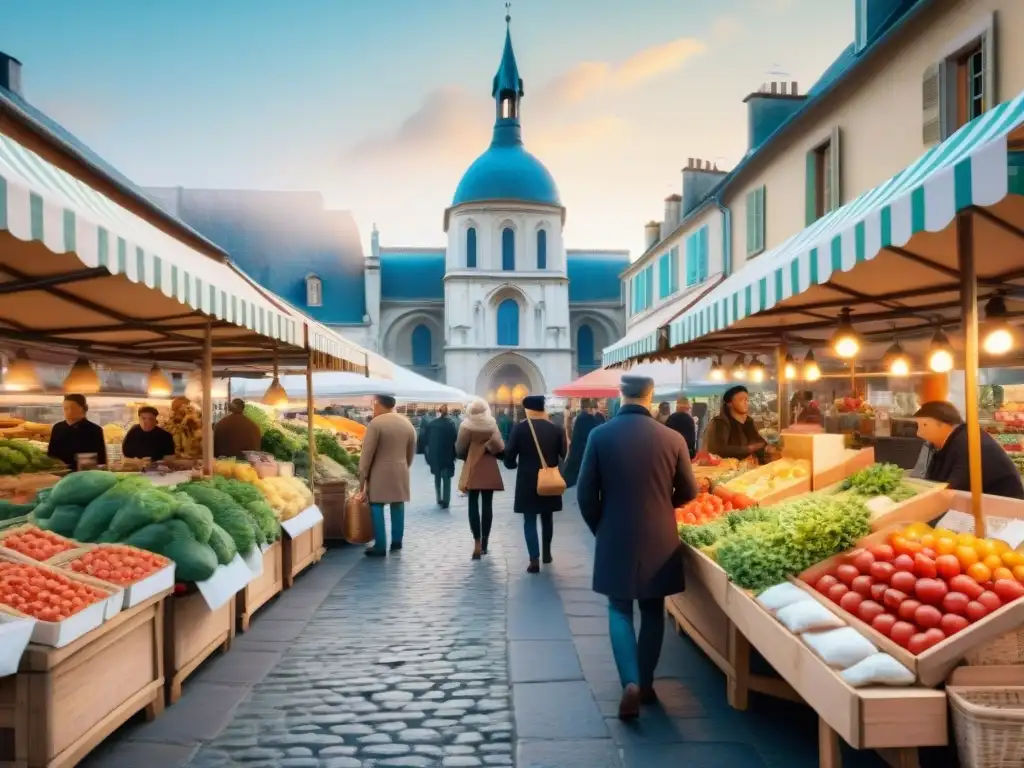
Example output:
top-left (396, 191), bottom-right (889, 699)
top-left (2, 0), bottom-right (852, 258)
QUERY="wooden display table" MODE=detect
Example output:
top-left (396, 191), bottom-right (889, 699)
top-left (282, 511), bottom-right (325, 589)
top-left (164, 590), bottom-right (234, 705)
top-left (237, 541), bottom-right (284, 632)
top-left (0, 591), bottom-right (169, 768)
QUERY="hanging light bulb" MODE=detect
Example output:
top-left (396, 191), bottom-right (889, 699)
top-left (731, 355), bottom-right (747, 380)
top-left (63, 356), bottom-right (100, 394)
top-left (708, 357), bottom-right (726, 382)
top-left (748, 356), bottom-right (766, 383)
top-left (882, 340), bottom-right (911, 377)
top-left (803, 349), bottom-right (821, 382)
top-left (261, 376), bottom-right (290, 408)
top-left (981, 296), bottom-right (1018, 356)
top-left (830, 307), bottom-right (861, 359)
top-left (146, 363), bottom-right (173, 397)
top-left (2, 349), bottom-right (40, 391)
top-left (927, 328), bottom-right (955, 373)
top-left (783, 353), bottom-right (798, 381)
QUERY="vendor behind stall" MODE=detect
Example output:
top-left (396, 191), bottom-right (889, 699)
top-left (913, 401), bottom-right (1024, 499)
top-left (47, 394), bottom-right (107, 470)
top-left (706, 386), bottom-right (767, 464)
top-left (121, 405), bottom-right (175, 462)
top-left (213, 398), bottom-right (262, 460)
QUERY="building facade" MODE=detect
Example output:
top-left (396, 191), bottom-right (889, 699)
top-left (148, 19), bottom-right (628, 398)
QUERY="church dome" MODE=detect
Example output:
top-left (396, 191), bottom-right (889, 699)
top-left (451, 15), bottom-right (561, 209)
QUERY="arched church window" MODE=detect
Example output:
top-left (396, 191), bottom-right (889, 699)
top-left (496, 299), bottom-right (519, 346)
top-left (502, 227), bottom-right (515, 271)
top-left (577, 325), bottom-right (596, 370)
top-left (537, 229), bottom-right (547, 270)
top-left (305, 275), bottom-right (323, 307)
top-left (411, 324), bottom-right (432, 367)
top-left (466, 227), bottom-right (477, 268)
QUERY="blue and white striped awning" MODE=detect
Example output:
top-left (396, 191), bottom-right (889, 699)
top-left (670, 88), bottom-right (1024, 347)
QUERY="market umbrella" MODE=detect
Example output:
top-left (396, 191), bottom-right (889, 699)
top-left (553, 362), bottom-right (683, 398)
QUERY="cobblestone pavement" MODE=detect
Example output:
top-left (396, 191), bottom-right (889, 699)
top-left (84, 458), bottom-right (912, 768)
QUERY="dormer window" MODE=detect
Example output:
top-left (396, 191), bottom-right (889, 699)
top-left (305, 274), bottom-right (323, 307)
top-left (500, 96), bottom-right (518, 120)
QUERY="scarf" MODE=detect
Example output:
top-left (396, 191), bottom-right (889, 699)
top-left (525, 409), bottom-right (549, 421)
top-left (463, 400), bottom-right (498, 432)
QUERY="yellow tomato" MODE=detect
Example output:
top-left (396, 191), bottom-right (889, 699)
top-left (974, 539), bottom-right (999, 560)
top-left (935, 537), bottom-right (958, 556)
top-left (993, 567), bottom-right (1015, 582)
top-left (1012, 565), bottom-right (1024, 582)
top-left (991, 539), bottom-right (1011, 556)
top-left (955, 545), bottom-right (980, 568)
top-left (933, 527), bottom-right (957, 540)
top-left (956, 532), bottom-right (977, 547)
top-left (902, 521), bottom-right (932, 540)
top-left (1002, 551), bottom-right (1024, 569)
top-left (983, 554), bottom-right (1004, 571)
top-left (967, 562), bottom-right (992, 583)
top-left (918, 533), bottom-right (937, 550)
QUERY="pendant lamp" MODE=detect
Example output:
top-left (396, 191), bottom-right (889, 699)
top-left (147, 363), bottom-right (173, 397)
top-left (2, 349), bottom-right (41, 391)
top-left (927, 328), bottom-right (955, 373)
top-left (261, 347), bottom-right (290, 408)
top-left (783, 353), bottom-right (798, 381)
top-left (803, 349), bottom-right (821, 382)
top-left (63, 356), bottom-right (100, 394)
top-left (708, 357), bottom-right (726, 382)
top-left (748, 356), bottom-right (766, 383)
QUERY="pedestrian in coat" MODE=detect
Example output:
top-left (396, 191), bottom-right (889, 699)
top-left (503, 395), bottom-right (567, 573)
top-left (562, 399), bottom-right (601, 488)
top-left (456, 399), bottom-right (505, 559)
top-left (664, 397), bottom-right (697, 460)
top-left (577, 375), bottom-right (698, 720)
top-left (358, 395), bottom-right (418, 557)
top-left (425, 405), bottom-right (459, 509)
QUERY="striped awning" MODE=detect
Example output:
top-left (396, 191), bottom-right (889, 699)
top-left (0, 132), bottom-right (301, 347)
top-left (670, 88), bottom-right (1024, 347)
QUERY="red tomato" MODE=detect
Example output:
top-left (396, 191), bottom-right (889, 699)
top-left (883, 588), bottom-right (908, 611)
top-left (948, 574), bottom-right (984, 600)
top-left (851, 575), bottom-right (875, 597)
top-left (840, 591), bottom-right (864, 614)
top-left (914, 578), bottom-right (948, 606)
top-left (870, 583), bottom-right (889, 602)
top-left (871, 613), bottom-right (898, 637)
top-left (870, 562), bottom-right (896, 584)
top-left (892, 554), bottom-right (915, 573)
top-left (828, 583), bottom-right (850, 603)
top-left (977, 591), bottom-right (1003, 613)
top-left (858, 600), bottom-right (886, 624)
top-left (890, 621), bottom-right (916, 648)
top-left (966, 601), bottom-right (989, 623)
top-left (914, 604), bottom-right (943, 630)
top-left (993, 579), bottom-right (1024, 603)
top-left (941, 592), bottom-right (970, 616)
top-left (940, 613), bottom-right (970, 636)
top-left (852, 550), bottom-right (876, 575)
top-left (897, 599), bottom-right (922, 622)
top-left (870, 544), bottom-right (896, 562)
top-left (890, 571), bottom-right (917, 594)
top-left (815, 575), bottom-right (839, 595)
top-left (908, 629), bottom-right (945, 655)
top-left (836, 564), bottom-right (860, 586)
top-left (913, 554), bottom-right (937, 579)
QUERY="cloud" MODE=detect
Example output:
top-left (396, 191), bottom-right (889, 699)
top-left (711, 15), bottom-right (743, 43)
top-left (531, 116), bottom-right (628, 155)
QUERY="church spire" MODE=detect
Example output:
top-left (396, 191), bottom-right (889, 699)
top-left (490, 3), bottom-right (524, 146)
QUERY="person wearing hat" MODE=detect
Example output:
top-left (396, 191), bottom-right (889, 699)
top-left (562, 398), bottom-right (602, 488)
top-left (664, 397), bottom-right (697, 460)
top-left (47, 394), bottom-right (107, 470)
top-left (122, 405), bottom-right (175, 462)
top-left (358, 394), bottom-right (418, 557)
top-left (504, 394), bottom-right (568, 572)
top-left (706, 385), bottom-right (767, 463)
top-left (213, 398), bottom-right (263, 460)
top-left (914, 401), bottom-right (1024, 499)
top-left (577, 375), bottom-right (697, 720)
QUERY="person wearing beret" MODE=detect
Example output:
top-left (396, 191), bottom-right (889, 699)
top-left (562, 399), bottom-right (602, 488)
top-left (576, 375), bottom-right (698, 720)
top-left (503, 394), bottom-right (568, 573)
top-left (706, 385), bottom-right (767, 464)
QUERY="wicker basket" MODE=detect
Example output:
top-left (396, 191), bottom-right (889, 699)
top-left (950, 686), bottom-right (1024, 768)
top-left (964, 630), bottom-right (1024, 666)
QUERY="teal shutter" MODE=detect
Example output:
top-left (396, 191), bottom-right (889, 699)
top-left (745, 190), bottom-right (756, 256)
top-left (685, 233), bottom-right (698, 287)
top-left (658, 253), bottom-right (670, 299)
top-left (805, 150), bottom-right (818, 225)
top-left (670, 246), bottom-right (679, 293)
top-left (645, 265), bottom-right (654, 308)
top-left (698, 226), bottom-right (709, 281)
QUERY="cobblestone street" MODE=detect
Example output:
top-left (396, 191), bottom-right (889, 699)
top-left (84, 459), bottom-right (889, 768)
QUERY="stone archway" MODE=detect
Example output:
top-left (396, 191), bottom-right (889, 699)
top-left (475, 352), bottom-right (546, 401)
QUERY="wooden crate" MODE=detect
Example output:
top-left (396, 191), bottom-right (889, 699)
top-left (0, 591), bottom-right (168, 768)
top-left (815, 478), bottom-right (952, 531)
top-left (164, 590), bottom-right (235, 704)
top-left (237, 541), bottom-right (283, 632)
top-left (316, 482), bottom-right (348, 542)
top-left (283, 519), bottom-right (325, 589)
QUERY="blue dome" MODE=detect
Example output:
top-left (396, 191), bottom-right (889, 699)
top-left (453, 140), bottom-right (561, 207)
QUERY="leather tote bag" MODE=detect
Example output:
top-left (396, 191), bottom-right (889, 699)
top-left (526, 418), bottom-right (566, 497)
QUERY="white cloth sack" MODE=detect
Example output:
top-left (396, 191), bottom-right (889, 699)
top-left (840, 653), bottom-right (917, 687)
top-left (756, 583), bottom-right (813, 614)
top-left (776, 600), bottom-right (846, 634)
top-left (802, 626), bottom-right (877, 669)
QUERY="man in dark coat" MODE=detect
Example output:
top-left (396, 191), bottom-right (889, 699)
top-left (577, 375), bottom-right (698, 720)
top-left (563, 399), bottom-right (601, 488)
top-left (664, 397), bottom-right (697, 460)
top-left (424, 405), bottom-right (459, 509)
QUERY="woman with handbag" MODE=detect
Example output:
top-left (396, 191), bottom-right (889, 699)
top-left (455, 399), bottom-right (505, 560)
top-left (503, 395), bottom-right (568, 573)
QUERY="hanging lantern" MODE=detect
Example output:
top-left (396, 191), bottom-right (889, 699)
top-left (783, 353), bottom-right (798, 381)
top-left (981, 296), bottom-right (1018, 356)
top-left (63, 356), bottom-right (100, 394)
top-left (146, 363), bottom-right (173, 398)
top-left (830, 308), bottom-right (862, 359)
top-left (708, 357), bottom-right (726, 382)
top-left (803, 349), bottom-right (821, 382)
top-left (731, 355), bottom-right (747, 380)
top-left (748, 356), bottom-right (766, 383)
top-left (927, 328), bottom-right (955, 373)
top-left (261, 376), bottom-right (290, 408)
top-left (2, 349), bottom-right (40, 391)
top-left (882, 340), bottom-right (911, 377)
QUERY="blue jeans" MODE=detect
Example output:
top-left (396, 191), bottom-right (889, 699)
top-left (608, 597), bottom-right (665, 689)
top-left (523, 511), bottom-right (553, 561)
top-left (369, 503), bottom-right (405, 553)
top-left (434, 475), bottom-right (451, 506)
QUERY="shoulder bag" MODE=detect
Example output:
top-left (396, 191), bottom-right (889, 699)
top-left (526, 417), bottom-right (566, 497)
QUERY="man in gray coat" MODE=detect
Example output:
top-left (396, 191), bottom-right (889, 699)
top-left (577, 375), bottom-right (698, 720)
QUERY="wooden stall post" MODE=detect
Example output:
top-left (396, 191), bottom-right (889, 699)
top-left (306, 335), bottom-right (316, 493)
top-left (202, 319), bottom-right (214, 477)
top-left (957, 211), bottom-right (985, 537)
top-left (775, 345), bottom-right (789, 431)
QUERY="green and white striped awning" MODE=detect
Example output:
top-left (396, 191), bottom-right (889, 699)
top-left (0, 131), bottom-right (302, 347)
top-left (670, 88), bottom-right (1024, 347)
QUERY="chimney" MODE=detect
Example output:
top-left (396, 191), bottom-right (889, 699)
top-left (743, 80), bottom-right (805, 151)
top-left (0, 52), bottom-right (23, 98)
top-left (681, 158), bottom-right (728, 217)
top-left (662, 194), bottom-right (682, 238)
top-left (644, 221), bottom-right (661, 250)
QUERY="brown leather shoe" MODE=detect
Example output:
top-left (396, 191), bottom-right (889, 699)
top-left (618, 684), bottom-right (641, 720)
top-left (526, 559), bottom-right (540, 574)
top-left (472, 540), bottom-right (482, 560)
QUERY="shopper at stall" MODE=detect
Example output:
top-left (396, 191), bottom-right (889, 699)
top-left (664, 397), bottom-right (697, 460)
top-left (47, 394), bottom-right (106, 470)
top-left (656, 401), bottom-right (671, 424)
top-left (706, 386), bottom-right (767, 463)
top-left (576, 375), bottom-right (697, 720)
top-left (914, 401), bottom-right (1024, 499)
top-left (456, 398), bottom-right (505, 559)
top-left (121, 406), bottom-right (175, 462)
top-left (213, 399), bottom-right (262, 460)
top-left (504, 395), bottom-right (567, 573)
top-left (563, 399), bottom-right (602, 488)
top-left (424, 404), bottom-right (458, 509)
top-left (359, 394), bottom-right (418, 557)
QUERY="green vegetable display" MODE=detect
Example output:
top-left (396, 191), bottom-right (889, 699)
top-left (161, 537), bottom-right (218, 582)
top-left (243, 403), bottom-right (274, 435)
top-left (260, 426), bottom-right (305, 462)
top-left (124, 519), bottom-right (195, 552)
top-left (173, 500), bottom-right (216, 544)
top-left (715, 495), bottom-right (871, 591)
top-left (38, 504), bottom-right (84, 537)
top-left (74, 475), bottom-right (152, 541)
top-left (678, 506), bottom-right (774, 548)
top-left (101, 487), bottom-right (179, 542)
top-left (839, 463), bottom-right (906, 497)
top-left (178, 482), bottom-right (257, 554)
top-left (0, 500), bottom-right (35, 521)
top-left (207, 523), bottom-right (238, 564)
top-left (48, 470), bottom-right (118, 506)
top-left (0, 439), bottom-right (64, 475)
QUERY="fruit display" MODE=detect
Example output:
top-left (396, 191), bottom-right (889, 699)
top-left (65, 545), bottom-right (171, 586)
top-left (0, 438), bottom-right (65, 475)
top-left (102, 423), bottom-right (127, 443)
top-left (256, 476), bottom-right (314, 520)
top-left (162, 397), bottom-right (202, 459)
top-left (0, 560), bottom-right (108, 622)
top-left (214, 459), bottom-right (260, 484)
top-left (693, 451), bottom-right (740, 470)
top-left (721, 458), bottom-right (810, 501)
top-left (0, 417), bottom-right (52, 440)
top-left (807, 522), bottom-right (1024, 655)
top-left (834, 396), bottom-right (874, 416)
top-left (675, 493), bottom-right (732, 527)
top-left (2, 527), bottom-right (77, 561)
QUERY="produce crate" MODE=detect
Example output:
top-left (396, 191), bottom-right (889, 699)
top-left (47, 544), bottom-right (176, 610)
top-left (817, 478), bottom-right (952, 531)
top-left (164, 588), bottom-right (235, 705)
top-left (282, 508), bottom-right (325, 589)
top-left (0, 590), bottom-right (168, 768)
top-left (811, 447), bottom-right (876, 491)
top-left (316, 481), bottom-right (348, 542)
top-left (720, 462), bottom-right (812, 507)
top-left (237, 540), bottom-right (283, 632)
top-left (0, 525), bottom-right (78, 563)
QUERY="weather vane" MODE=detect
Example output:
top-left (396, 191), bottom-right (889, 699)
top-left (505, 1), bottom-right (511, 25)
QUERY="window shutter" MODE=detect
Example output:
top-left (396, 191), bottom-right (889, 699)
top-left (645, 265), bottom-right (654, 308)
top-left (829, 127), bottom-right (842, 212)
top-left (805, 150), bottom-right (817, 225)
top-left (980, 23), bottom-right (996, 115)
top-left (671, 246), bottom-right (679, 292)
top-left (756, 186), bottom-right (766, 252)
top-left (922, 63), bottom-right (941, 146)
top-left (686, 234), bottom-right (698, 286)
top-left (745, 190), bottom-right (756, 256)
top-left (699, 227), bottom-right (709, 281)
